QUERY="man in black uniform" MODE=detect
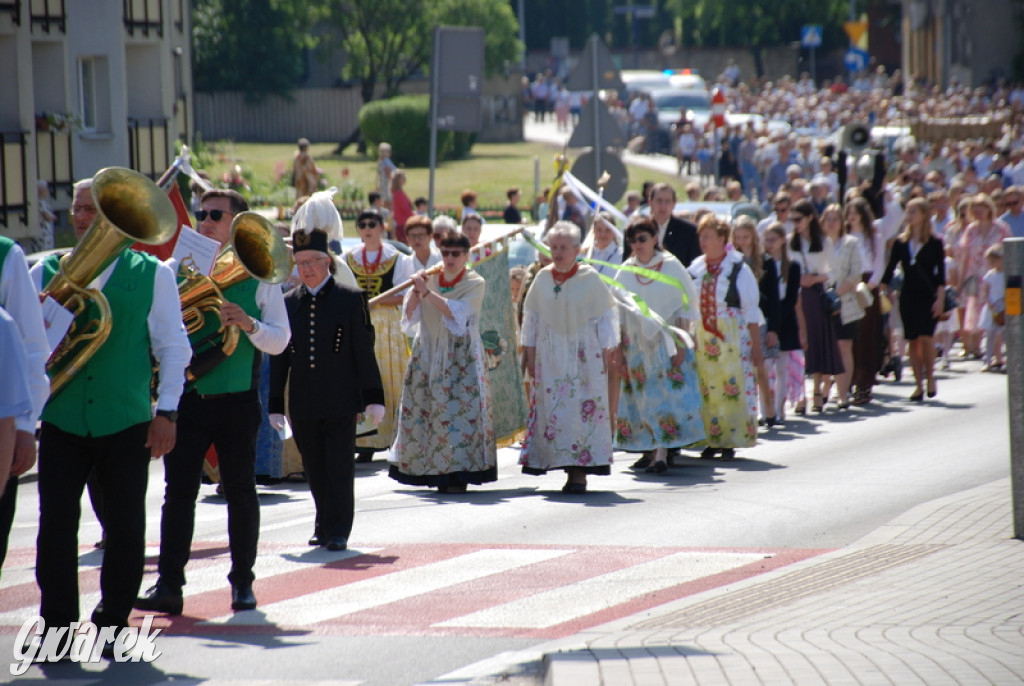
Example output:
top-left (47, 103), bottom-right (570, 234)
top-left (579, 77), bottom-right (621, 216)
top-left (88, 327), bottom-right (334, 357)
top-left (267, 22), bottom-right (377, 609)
top-left (269, 203), bottom-right (384, 551)
top-left (623, 182), bottom-right (701, 267)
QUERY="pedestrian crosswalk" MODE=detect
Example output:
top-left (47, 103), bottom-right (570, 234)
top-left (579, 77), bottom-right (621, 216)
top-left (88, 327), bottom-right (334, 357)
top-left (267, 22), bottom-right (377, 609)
top-left (0, 542), bottom-right (823, 639)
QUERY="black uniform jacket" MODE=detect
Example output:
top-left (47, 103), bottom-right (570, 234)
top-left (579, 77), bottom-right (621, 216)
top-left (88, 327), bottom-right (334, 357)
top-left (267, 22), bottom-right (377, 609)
top-left (269, 276), bottom-right (385, 420)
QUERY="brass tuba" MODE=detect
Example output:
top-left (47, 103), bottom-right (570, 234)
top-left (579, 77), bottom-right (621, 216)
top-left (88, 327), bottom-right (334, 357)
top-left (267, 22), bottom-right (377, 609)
top-left (43, 167), bottom-right (179, 396)
top-left (178, 211), bottom-right (293, 381)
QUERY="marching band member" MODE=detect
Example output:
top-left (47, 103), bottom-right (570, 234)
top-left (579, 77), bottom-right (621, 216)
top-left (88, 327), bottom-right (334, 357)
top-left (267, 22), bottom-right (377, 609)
top-left (270, 207), bottom-right (383, 550)
top-left (137, 189), bottom-right (290, 615)
top-left (346, 208), bottom-right (412, 462)
top-left (32, 176), bottom-right (190, 650)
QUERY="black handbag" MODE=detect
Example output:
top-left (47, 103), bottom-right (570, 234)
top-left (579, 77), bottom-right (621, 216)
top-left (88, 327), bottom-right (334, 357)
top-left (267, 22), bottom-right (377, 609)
top-left (942, 285), bottom-right (958, 312)
top-left (821, 286), bottom-right (842, 315)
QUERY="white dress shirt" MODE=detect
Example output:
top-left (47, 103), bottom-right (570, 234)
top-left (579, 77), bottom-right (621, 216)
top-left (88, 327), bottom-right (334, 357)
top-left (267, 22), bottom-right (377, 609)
top-left (2, 245), bottom-right (51, 432)
top-left (31, 254), bottom-right (192, 413)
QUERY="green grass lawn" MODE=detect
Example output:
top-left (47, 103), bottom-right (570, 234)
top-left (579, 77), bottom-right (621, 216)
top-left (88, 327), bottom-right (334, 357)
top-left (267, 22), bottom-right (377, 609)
top-left (197, 138), bottom-right (680, 236)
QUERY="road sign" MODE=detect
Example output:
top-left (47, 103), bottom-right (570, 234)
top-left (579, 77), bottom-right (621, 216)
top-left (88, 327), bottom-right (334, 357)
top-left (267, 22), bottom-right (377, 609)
top-left (569, 150), bottom-right (629, 205)
top-left (568, 97), bottom-right (627, 149)
top-left (566, 35), bottom-right (624, 92)
top-left (844, 20), bottom-right (869, 45)
top-left (801, 24), bottom-right (822, 48)
top-left (844, 48), bottom-right (869, 72)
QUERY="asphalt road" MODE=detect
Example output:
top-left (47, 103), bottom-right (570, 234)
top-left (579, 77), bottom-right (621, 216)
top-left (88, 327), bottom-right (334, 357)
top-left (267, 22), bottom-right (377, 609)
top-left (0, 357), bottom-right (1010, 685)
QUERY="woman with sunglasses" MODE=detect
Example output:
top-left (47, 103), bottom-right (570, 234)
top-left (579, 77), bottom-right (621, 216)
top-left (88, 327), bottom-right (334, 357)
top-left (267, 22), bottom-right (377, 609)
top-left (520, 222), bottom-right (618, 494)
top-left (389, 230), bottom-right (495, 493)
top-left (688, 215), bottom-right (763, 460)
top-left (789, 200), bottom-right (841, 413)
top-left (346, 208), bottom-right (414, 461)
top-left (881, 197), bottom-right (946, 400)
top-left (613, 216), bottom-right (703, 474)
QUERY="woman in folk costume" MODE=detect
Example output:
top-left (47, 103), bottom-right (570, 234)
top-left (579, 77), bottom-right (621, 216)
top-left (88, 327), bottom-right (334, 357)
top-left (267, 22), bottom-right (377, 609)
top-left (613, 216), bottom-right (704, 474)
top-left (346, 207), bottom-right (413, 460)
top-left (687, 214), bottom-right (763, 461)
top-left (389, 229), bottom-right (496, 493)
top-left (520, 221), bottom-right (618, 494)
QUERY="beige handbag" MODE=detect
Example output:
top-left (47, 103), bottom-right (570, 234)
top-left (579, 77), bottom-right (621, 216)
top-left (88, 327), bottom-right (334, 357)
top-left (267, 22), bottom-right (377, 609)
top-left (855, 282), bottom-right (874, 309)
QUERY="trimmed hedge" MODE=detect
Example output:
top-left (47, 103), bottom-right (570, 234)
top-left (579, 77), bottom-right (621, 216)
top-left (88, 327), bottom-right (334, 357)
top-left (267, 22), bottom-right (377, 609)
top-left (359, 95), bottom-right (476, 167)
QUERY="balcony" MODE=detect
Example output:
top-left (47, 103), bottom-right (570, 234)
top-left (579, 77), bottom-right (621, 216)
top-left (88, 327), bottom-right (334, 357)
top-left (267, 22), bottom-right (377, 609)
top-left (1, 131), bottom-right (29, 228)
top-left (123, 0), bottom-right (162, 38)
top-left (0, 1), bottom-right (22, 26)
top-left (127, 117), bottom-right (170, 180)
top-left (30, 0), bottom-right (66, 34)
top-left (35, 128), bottom-right (73, 198)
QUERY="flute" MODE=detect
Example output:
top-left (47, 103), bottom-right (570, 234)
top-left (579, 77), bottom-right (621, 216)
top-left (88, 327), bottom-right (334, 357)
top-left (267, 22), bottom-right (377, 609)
top-left (368, 225), bottom-right (528, 307)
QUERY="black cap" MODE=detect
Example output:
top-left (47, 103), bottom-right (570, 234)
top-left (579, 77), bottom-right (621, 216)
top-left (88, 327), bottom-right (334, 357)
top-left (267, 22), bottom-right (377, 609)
top-left (291, 228), bottom-right (329, 254)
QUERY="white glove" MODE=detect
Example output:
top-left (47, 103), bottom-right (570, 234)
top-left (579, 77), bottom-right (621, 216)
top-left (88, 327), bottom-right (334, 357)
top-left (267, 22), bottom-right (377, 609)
top-left (269, 413), bottom-right (287, 431)
top-left (365, 404), bottom-right (386, 426)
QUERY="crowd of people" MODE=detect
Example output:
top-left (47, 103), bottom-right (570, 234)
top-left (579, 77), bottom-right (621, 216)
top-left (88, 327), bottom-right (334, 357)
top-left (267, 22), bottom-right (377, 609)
top-left (1, 68), bottom-right (1020, 654)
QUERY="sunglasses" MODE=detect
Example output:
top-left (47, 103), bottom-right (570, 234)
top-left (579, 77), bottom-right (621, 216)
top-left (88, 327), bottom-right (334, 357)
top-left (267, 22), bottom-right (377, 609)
top-left (357, 221), bottom-right (379, 229)
top-left (195, 209), bottom-right (234, 222)
top-left (627, 234), bottom-right (653, 245)
top-left (440, 249), bottom-right (465, 257)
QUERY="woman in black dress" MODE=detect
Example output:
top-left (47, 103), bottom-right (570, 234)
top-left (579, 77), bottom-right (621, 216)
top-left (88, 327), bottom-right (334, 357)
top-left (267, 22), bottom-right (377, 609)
top-left (881, 198), bottom-right (946, 401)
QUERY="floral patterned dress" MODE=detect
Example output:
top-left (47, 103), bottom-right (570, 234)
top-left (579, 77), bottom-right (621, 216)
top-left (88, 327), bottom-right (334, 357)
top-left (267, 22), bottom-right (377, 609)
top-left (613, 254), bottom-right (704, 452)
top-left (688, 252), bottom-right (760, 450)
top-left (519, 266), bottom-right (618, 475)
top-left (389, 270), bottom-right (497, 486)
top-left (958, 220), bottom-right (1009, 332)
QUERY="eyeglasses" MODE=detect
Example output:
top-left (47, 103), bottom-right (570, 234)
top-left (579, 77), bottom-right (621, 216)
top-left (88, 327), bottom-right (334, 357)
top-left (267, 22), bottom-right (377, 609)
top-left (195, 209), bottom-right (234, 222)
top-left (775, 205), bottom-right (790, 212)
top-left (626, 234), bottom-right (653, 245)
top-left (406, 232), bottom-right (429, 240)
top-left (295, 257), bottom-right (328, 268)
top-left (71, 204), bottom-right (97, 215)
top-left (357, 221), bottom-right (379, 229)
top-left (440, 249), bottom-right (465, 257)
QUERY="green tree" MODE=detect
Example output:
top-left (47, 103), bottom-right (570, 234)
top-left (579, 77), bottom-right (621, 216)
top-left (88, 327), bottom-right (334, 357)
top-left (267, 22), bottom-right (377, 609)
top-left (323, 0), bottom-right (522, 104)
top-left (192, 0), bottom-right (319, 100)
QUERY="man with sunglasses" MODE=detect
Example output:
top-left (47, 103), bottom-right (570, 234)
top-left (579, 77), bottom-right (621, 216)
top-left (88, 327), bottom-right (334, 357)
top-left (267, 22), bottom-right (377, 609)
top-left (138, 189), bottom-right (291, 615)
top-left (998, 186), bottom-right (1024, 239)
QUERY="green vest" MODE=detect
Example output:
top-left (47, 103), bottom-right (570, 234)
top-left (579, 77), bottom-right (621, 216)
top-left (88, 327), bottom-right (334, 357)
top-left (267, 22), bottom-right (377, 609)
top-left (41, 249), bottom-right (157, 437)
top-left (0, 237), bottom-right (14, 283)
top-left (188, 278), bottom-right (261, 395)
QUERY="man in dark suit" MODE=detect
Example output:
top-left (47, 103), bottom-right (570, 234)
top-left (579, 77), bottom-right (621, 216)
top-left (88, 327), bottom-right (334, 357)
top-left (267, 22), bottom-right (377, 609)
top-left (269, 217), bottom-right (384, 551)
top-left (624, 182), bottom-right (701, 267)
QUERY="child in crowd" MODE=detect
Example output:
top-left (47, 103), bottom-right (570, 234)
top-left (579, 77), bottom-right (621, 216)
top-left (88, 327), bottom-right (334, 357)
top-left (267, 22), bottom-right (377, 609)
top-left (377, 142), bottom-right (397, 202)
top-left (979, 245), bottom-right (1005, 371)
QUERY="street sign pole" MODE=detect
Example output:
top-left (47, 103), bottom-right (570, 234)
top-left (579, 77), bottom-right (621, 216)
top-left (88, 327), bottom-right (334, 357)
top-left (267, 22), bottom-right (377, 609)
top-left (1004, 238), bottom-right (1024, 539)
top-left (428, 26), bottom-right (440, 216)
top-left (591, 34), bottom-right (601, 197)
top-left (810, 45), bottom-right (816, 85)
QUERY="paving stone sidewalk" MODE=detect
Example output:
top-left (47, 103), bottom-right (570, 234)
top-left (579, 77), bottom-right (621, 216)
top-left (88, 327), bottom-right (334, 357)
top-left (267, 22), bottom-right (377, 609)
top-left (541, 478), bottom-right (1024, 686)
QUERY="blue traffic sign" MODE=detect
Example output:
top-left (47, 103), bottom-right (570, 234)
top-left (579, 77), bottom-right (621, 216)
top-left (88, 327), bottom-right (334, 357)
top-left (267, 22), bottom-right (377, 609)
top-left (801, 25), bottom-right (822, 48)
top-left (844, 48), bottom-right (869, 72)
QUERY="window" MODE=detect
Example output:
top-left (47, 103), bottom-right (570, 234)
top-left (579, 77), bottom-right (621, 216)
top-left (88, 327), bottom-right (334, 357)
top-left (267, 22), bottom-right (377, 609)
top-left (78, 56), bottom-right (110, 133)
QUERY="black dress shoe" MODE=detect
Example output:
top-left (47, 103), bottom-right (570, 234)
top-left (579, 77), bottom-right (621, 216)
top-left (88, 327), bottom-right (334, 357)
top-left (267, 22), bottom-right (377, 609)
top-left (355, 450), bottom-right (374, 463)
top-left (631, 454), bottom-right (652, 469)
top-left (134, 583), bottom-right (183, 615)
top-left (308, 532), bottom-right (324, 546)
top-left (326, 536), bottom-right (348, 551)
top-left (231, 584), bottom-right (257, 611)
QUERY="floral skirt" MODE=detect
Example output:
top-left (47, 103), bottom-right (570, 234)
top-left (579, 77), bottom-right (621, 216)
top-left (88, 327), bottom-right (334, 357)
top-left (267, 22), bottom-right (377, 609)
top-left (694, 311), bottom-right (757, 449)
top-left (615, 334), bottom-right (704, 452)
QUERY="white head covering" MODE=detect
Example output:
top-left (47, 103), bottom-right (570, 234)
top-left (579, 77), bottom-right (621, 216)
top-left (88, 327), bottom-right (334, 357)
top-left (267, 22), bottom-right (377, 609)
top-left (289, 187), bottom-right (357, 288)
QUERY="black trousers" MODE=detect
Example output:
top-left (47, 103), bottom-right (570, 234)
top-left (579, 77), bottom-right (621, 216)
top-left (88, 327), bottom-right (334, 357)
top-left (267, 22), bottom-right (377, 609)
top-left (0, 475), bottom-right (18, 571)
top-left (157, 390), bottom-right (261, 590)
top-left (35, 421), bottom-right (151, 630)
top-left (292, 415), bottom-right (356, 540)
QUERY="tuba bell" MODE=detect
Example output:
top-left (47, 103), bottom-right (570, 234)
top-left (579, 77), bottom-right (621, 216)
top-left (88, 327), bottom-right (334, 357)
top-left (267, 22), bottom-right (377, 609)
top-left (178, 211), bottom-right (293, 381)
top-left (42, 167), bottom-right (179, 396)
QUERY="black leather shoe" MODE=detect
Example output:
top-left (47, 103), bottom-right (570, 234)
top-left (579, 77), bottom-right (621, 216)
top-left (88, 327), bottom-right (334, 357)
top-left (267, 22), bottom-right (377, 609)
top-left (231, 584), bottom-right (257, 611)
top-left (308, 532), bottom-right (324, 546)
top-left (355, 450), bottom-right (374, 463)
top-left (134, 583), bottom-right (183, 615)
top-left (326, 536), bottom-right (348, 551)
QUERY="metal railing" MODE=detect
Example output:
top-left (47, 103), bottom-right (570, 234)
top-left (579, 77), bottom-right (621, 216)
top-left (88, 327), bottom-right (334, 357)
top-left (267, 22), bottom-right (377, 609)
top-left (127, 117), bottom-right (170, 181)
top-left (123, 0), bottom-right (162, 37)
top-left (35, 128), bottom-right (74, 199)
top-left (29, 0), bottom-right (65, 33)
top-left (0, 1), bottom-right (22, 26)
top-left (0, 131), bottom-right (29, 228)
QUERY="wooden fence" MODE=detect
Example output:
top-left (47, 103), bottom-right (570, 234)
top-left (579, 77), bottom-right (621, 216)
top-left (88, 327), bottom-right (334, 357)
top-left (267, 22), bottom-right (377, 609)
top-left (194, 88), bottom-right (364, 144)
